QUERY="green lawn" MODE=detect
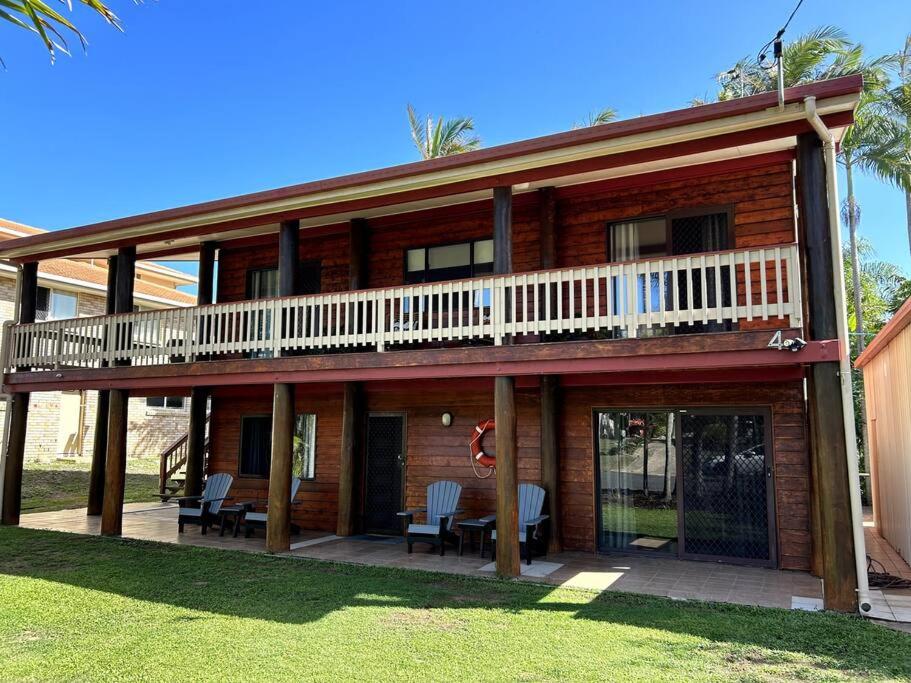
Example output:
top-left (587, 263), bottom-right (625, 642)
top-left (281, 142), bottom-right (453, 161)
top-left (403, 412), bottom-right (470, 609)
top-left (21, 459), bottom-right (160, 513)
top-left (0, 528), bottom-right (908, 681)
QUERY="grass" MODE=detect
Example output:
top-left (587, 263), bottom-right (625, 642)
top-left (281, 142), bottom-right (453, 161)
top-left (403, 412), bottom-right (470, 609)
top-left (21, 459), bottom-right (160, 513)
top-left (0, 527), bottom-right (908, 682)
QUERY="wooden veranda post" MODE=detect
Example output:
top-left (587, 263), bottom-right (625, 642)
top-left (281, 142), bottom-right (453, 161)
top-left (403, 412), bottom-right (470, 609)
top-left (797, 132), bottom-right (857, 612)
top-left (1, 262), bottom-right (38, 526)
top-left (540, 374), bottom-right (562, 553)
top-left (87, 255), bottom-right (117, 516)
top-left (100, 246), bottom-right (135, 536)
top-left (337, 218), bottom-right (368, 536)
top-left (266, 220), bottom-right (299, 552)
top-left (185, 241), bottom-right (216, 498)
top-left (493, 185), bottom-right (521, 576)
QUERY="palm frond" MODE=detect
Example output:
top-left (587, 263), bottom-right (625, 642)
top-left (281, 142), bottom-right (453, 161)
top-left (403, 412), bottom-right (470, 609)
top-left (406, 105), bottom-right (480, 159)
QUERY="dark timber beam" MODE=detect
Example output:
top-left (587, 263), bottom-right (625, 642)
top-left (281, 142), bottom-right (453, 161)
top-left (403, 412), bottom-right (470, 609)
top-left (1, 261), bottom-right (37, 526)
top-left (797, 132), bottom-right (857, 612)
top-left (538, 187), bottom-right (557, 269)
top-left (540, 375), bottom-right (562, 553)
top-left (338, 220), bottom-right (368, 536)
top-left (266, 219), bottom-right (300, 552)
top-left (493, 186), bottom-right (520, 576)
top-left (87, 255), bottom-right (118, 515)
top-left (185, 242), bottom-right (217, 498)
top-left (337, 382), bottom-right (361, 536)
top-left (100, 246), bottom-right (135, 536)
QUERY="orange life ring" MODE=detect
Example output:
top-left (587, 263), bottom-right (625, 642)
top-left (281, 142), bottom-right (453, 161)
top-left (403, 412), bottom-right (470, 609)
top-left (470, 418), bottom-right (496, 469)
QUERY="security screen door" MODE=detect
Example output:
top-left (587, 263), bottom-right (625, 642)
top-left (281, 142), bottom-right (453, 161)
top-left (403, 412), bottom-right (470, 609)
top-left (595, 408), bottom-right (775, 566)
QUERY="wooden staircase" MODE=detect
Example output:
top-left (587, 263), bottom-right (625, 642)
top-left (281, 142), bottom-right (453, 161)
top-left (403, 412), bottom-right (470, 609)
top-left (158, 416), bottom-right (210, 501)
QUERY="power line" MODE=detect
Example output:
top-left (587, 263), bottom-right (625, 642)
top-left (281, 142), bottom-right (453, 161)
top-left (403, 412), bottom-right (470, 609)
top-left (757, 0), bottom-right (805, 67)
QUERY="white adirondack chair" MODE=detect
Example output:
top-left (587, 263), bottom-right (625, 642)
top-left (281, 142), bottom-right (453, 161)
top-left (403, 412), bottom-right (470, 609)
top-left (491, 483), bottom-right (550, 565)
top-left (398, 480), bottom-right (463, 556)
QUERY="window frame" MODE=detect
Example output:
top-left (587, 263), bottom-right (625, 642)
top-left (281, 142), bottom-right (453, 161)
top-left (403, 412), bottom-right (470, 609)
top-left (238, 412), bottom-right (318, 481)
top-left (36, 286), bottom-right (78, 321)
top-left (146, 396), bottom-right (185, 409)
top-left (606, 205), bottom-right (735, 264)
top-left (402, 237), bottom-right (494, 285)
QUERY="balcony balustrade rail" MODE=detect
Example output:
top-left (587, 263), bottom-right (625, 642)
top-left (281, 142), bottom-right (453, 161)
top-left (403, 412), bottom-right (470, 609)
top-left (2, 244), bottom-right (802, 373)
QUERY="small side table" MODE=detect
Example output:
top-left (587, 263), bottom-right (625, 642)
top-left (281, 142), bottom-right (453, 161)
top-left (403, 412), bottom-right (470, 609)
top-left (218, 502), bottom-right (254, 538)
top-left (458, 516), bottom-right (495, 557)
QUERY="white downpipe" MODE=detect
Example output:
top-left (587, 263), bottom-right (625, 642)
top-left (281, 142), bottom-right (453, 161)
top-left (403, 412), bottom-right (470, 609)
top-left (804, 96), bottom-right (872, 614)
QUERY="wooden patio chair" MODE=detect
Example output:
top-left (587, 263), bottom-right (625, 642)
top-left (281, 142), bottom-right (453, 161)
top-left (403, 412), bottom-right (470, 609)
top-left (398, 480), bottom-right (462, 556)
top-left (174, 472), bottom-right (233, 535)
top-left (244, 477), bottom-right (303, 538)
top-left (490, 483), bottom-right (550, 565)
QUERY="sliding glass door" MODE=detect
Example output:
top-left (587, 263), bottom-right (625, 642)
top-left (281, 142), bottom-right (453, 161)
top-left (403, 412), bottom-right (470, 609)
top-left (595, 408), bottom-right (775, 566)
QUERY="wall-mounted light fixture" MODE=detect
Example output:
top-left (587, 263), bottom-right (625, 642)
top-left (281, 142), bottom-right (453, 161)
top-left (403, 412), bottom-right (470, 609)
top-left (441, 412), bottom-right (452, 427)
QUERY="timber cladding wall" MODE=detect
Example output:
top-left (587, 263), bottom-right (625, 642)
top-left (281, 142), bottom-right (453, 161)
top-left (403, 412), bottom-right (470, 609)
top-left (207, 378), bottom-right (810, 570)
top-left (216, 161), bottom-right (797, 335)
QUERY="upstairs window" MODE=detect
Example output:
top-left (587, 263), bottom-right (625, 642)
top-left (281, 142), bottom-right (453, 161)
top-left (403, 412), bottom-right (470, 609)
top-left (239, 413), bottom-right (317, 480)
top-left (607, 209), bottom-right (730, 262)
top-left (36, 287), bottom-right (77, 321)
top-left (405, 238), bottom-right (494, 284)
top-left (246, 261), bottom-right (321, 298)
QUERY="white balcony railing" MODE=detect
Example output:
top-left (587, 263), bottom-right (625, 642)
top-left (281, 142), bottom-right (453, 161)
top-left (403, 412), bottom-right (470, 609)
top-left (3, 244), bottom-right (802, 373)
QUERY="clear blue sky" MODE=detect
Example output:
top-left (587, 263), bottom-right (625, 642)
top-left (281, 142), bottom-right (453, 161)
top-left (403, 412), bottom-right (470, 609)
top-left (1, 0), bottom-right (909, 280)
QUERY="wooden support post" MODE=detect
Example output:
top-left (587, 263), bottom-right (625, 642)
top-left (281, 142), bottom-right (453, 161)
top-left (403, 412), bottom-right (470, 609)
top-left (337, 382), bottom-right (361, 536)
top-left (100, 246), bottom-right (135, 536)
top-left (495, 376), bottom-right (520, 576)
top-left (1, 262), bottom-right (37, 526)
top-left (336, 219), bottom-right (368, 536)
top-left (493, 186), bottom-right (520, 575)
top-left (184, 242), bottom-right (216, 498)
top-left (538, 187), bottom-right (557, 269)
top-left (349, 218), bottom-right (369, 290)
top-left (88, 255), bottom-right (117, 516)
top-left (797, 132), bottom-right (857, 612)
top-left (540, 375), bottom-right (562, 553)
top-left (100, 389), bottom-right (129, 536)
top-left (266, 382), bottom-right (294, 552)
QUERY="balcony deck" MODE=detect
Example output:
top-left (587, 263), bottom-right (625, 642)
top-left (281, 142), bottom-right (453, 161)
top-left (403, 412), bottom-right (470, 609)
top-left (2, 244), bottom-right (814, 391)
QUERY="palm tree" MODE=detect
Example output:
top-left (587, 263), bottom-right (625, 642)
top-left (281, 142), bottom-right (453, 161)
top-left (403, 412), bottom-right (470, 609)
top-left (406, 105), bottom-right (480, 160)
top-left (1, 0), bottom-right (123, 63)
top-left (575, 107), bottom-right (618, 128)
top-left (890, 35), bottom-right (911, 257)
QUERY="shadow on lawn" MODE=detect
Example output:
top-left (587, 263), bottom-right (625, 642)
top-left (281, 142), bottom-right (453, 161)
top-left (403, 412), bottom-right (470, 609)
top-left (0, 527), bottom-right (907, 678)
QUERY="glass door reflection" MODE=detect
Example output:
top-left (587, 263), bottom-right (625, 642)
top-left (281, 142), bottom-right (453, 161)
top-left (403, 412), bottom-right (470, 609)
top-left (597, 411), bottom-right (678, 554)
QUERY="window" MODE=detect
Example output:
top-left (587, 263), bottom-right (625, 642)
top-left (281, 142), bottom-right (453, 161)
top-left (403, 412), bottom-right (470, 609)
top-left (246, 267), bottom-right (279, 299)
top-left (146, 396), bottom-right (185, 409)
top-left (239, 413), bottom-right (317, 479)
top-left (36, 287), bottom-right (77, 321)
top-left (405, 238), bottom-right (494, 284)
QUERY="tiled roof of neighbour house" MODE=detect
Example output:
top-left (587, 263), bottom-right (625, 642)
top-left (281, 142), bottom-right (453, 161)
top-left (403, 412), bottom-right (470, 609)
top-left (37, 258), bottom-right (198, 306)
top-left (0, 218), bottom-right (197, 307)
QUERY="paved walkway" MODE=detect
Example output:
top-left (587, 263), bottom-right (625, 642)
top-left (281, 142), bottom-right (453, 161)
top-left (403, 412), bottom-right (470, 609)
top-left (20, 503), bottom-right (825, 613)
top-left (864, 515), bottom-right (911, 624)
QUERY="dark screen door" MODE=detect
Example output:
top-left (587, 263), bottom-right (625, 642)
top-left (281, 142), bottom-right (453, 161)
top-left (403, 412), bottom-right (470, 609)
top-left (364, 414), bottom-right (405, 534)
top-left (679, 411), bottom-right (774, 565)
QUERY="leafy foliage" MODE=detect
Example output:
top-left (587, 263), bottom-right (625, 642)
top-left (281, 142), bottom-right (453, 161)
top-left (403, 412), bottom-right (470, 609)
top-left (844, 238), bottom-right (908, 346)
top-left (574, 107), bottom-right (618, 128)
top-left (0, 0), bottom-right (127, 63)
top-left (406, 104), bottom-right (481, 160)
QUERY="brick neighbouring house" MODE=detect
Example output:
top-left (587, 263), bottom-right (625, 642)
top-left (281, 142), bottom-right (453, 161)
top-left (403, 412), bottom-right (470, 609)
top-left (0, 218), bottom-right (198, 463)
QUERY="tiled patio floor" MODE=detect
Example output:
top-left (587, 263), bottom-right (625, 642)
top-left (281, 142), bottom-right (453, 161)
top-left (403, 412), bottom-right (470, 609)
top-left (864, 514), bottom-right (911, 624)
top-left (19, 503), bottom-right (825, 612)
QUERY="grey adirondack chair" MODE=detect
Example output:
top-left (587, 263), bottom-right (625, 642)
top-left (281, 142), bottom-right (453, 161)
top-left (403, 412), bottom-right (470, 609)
top-left (175, 472), bottom-right (233, 535)
top-left (397, 480), bottom-right (462, 556)
top-left (244, 477), bottom-right (303, 538)
top-left (491, 483), bottom-right (550, 565)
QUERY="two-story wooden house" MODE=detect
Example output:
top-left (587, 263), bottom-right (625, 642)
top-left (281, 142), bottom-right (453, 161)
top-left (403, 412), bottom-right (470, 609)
top-left (0, 76), bottom-right (870, 612)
